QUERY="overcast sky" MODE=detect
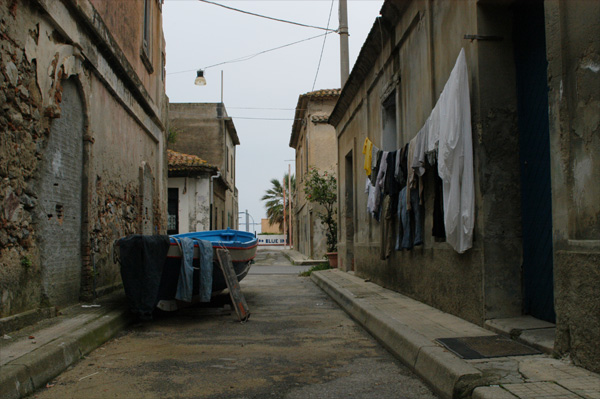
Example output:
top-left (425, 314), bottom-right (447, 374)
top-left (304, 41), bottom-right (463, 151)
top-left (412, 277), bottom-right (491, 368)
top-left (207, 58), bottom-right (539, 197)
top-left (163, 0), bottom-right (383, 233)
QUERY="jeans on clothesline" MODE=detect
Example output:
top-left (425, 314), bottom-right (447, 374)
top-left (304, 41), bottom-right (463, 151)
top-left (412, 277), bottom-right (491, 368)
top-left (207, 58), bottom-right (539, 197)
top-left (396, 187), bottom-right (423, 251)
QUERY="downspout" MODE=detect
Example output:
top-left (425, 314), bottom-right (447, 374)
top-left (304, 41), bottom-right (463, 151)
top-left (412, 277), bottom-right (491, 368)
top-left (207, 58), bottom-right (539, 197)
top-left (210, 170), bottom-right (221, 230)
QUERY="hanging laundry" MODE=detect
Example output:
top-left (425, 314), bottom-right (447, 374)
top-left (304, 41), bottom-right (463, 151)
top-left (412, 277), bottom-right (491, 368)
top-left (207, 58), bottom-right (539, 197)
top-left (412, 129), bottom-right (428, 177)
top-left (396, 186), bottom-right (424, 251)
top-left (381, 151), bottom-right (400, 260)
top-left (436, 48), bottom-right (474, 253)
top-left (370, 148), bottom-right (382, 186)
top-left (365, 177), bottom-right (377, 217)
top-left (406, 138), bottom-right (423, 210)
top-left (362, 137), bottom-right (374, 176)
top-left (373, 150), bottom-right (389, 217)
top-left (432, 170), bottom-right (446, 239)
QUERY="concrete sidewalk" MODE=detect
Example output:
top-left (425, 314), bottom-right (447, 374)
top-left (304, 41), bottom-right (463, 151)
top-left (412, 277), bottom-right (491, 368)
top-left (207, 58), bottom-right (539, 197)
top-left (282, 248), bottom-right (326, 266)
top-left (0, 291), bottom-right (131, 399)
top-left (311, 269), bottom-right (600, 399)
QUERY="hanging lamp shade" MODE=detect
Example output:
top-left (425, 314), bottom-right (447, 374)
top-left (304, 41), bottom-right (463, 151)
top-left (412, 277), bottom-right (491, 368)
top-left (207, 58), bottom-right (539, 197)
top-left (194, 69), bottom-right (207, 86)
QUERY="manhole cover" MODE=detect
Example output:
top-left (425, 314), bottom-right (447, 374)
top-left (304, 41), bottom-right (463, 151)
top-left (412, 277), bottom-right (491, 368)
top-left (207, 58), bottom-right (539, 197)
top-left (436, 335), bottom-right (541, 359)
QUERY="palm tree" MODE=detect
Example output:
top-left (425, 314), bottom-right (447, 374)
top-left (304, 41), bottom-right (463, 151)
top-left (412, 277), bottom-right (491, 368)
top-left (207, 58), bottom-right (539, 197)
top-left (261, 173), bottom-right (295, 231)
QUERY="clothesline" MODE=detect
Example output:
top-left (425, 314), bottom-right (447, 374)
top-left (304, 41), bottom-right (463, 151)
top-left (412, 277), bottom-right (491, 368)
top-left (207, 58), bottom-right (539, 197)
top-left (362, 48), bottom-right (474, 254)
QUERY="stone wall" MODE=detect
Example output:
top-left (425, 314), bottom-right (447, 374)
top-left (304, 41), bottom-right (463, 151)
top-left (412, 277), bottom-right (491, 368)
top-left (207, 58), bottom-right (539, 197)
top-left (0, 0), bottom-right (167, 318)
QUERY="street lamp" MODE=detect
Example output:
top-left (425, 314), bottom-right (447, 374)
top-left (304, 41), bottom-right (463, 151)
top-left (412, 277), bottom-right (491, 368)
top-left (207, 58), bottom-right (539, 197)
top-left (194, 69), bottom-right (207, 86)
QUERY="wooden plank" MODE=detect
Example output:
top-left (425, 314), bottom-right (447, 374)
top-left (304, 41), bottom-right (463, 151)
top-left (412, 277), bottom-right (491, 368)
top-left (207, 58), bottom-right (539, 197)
top-left (216, 249), bottom-right (250, 322)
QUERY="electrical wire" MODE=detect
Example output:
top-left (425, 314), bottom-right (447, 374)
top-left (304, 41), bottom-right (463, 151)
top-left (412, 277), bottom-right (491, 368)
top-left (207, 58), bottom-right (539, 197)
top-left (169, 110), bottom-right (299, 121)
top-left (311, 0), bottom-right (335, 91)
top-left (227, 107), bottom-right (298, 111)
top-left (198, 0), bottom-right (337, 32)
top-left (167, 32), bottom-right (334, 75)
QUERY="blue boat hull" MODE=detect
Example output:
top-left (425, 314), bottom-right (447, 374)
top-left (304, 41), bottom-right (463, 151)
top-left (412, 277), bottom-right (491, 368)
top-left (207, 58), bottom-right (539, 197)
top-left (165, 228), bottom-right (258, 294)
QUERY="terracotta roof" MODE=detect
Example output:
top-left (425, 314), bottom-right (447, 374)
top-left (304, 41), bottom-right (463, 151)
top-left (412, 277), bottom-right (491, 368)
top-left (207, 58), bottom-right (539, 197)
top-left (167, 149), bottom-right (217, 174)
top-left (302, 88), bottom-right (341, 99)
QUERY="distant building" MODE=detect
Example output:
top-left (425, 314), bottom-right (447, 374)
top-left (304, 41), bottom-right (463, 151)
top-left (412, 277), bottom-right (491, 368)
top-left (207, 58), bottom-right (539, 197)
top-left (261, 218), bottom-right (283, 234)
top-left (0, 0), bottom-right (168, 319)
top-left (289, 89), bottom-right (340, 259)
top-left (168, 103), bottom-right (239, 230)
top-left (167, 150), bottom-right (226, 234)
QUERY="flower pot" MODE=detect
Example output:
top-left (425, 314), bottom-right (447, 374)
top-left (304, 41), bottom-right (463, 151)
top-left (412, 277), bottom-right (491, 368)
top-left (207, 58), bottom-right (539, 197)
top-left (326, 252), bottom-right (338, 268)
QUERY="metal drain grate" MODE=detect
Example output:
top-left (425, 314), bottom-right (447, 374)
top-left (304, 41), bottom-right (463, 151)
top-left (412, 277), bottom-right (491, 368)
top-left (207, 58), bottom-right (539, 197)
top-left (436, 335), bottom-right (541, 359)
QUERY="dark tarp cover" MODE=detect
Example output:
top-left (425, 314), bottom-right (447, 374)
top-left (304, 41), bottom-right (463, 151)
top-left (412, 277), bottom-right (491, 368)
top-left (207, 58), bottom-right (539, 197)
top-left (119, 235), bottom-right (170, 320)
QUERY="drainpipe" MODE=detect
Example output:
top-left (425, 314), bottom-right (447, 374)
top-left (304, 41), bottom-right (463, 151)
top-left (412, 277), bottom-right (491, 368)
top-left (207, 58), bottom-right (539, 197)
top-left (210, 170), bottom-right (221, 230)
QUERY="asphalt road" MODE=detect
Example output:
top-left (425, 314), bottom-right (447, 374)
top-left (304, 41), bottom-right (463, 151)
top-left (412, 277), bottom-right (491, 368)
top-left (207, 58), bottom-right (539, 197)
top-left (29, 248), bottom-right (437, 399)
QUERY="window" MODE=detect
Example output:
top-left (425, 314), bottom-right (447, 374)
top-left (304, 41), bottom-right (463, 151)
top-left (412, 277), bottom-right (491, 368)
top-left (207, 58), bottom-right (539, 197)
top-left (382, 91), bottom-right (397, 151)
top-left (226, 147), bottom-right (229, 173)
top-left (140, 0), bottom-right (154, 73)
top-left (167, 188), bottom-right (179, 234)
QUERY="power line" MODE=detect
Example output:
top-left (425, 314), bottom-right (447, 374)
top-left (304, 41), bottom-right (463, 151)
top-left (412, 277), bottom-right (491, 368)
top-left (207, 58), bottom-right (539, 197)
top-left (312, 0), bottom-right (335, 91)
top-left (228, 106), bottom-right (297, 111)
top-left (169, 111), bottom-right (299, 121)
top-left (167, 32), bottom-right (334, 75)
top-left (198, 0), bottom-right (337, 32)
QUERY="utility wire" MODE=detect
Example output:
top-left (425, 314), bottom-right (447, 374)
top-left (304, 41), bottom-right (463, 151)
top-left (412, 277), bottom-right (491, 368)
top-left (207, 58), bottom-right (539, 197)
top-left (198, 0), bottom-right (337, 32)
top-left (167, 32), bottom-right (334, 75)
top-left (227, 106), bottom-right (298, 111)
top-left (311, 0), bottom-right (335, 91)
top-left (169, 111), bottom-right (299, 121)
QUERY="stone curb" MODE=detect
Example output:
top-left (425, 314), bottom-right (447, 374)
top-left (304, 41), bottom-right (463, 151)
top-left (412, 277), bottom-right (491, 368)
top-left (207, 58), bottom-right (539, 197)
top-left (311, 270), bottom-right (484, 399)
top-left (281, 250), bottom-right (325, 266)
top-left (0, 308), bottom-right (131, 399)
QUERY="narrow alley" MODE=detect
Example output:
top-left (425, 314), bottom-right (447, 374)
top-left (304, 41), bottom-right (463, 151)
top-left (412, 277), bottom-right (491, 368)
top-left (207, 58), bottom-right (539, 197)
top-left (26, 248), bottom-right (437, 399)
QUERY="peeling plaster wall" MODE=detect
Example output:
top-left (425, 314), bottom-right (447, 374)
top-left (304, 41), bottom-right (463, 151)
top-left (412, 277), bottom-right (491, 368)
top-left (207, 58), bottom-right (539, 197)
top-left (0, 0), bottom-right (167, 318)
top-left (545, 0), bottom-right (600, 373)
top-left (169, 176), bottom-right (211, 234)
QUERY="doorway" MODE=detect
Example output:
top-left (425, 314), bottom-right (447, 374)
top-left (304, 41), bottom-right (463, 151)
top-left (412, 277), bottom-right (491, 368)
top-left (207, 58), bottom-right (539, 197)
top-left (513, 1), bottom-right (555, 322)
top-left (37, 78), bottom-right (85, 306)
top-left (345, 151), bottom-right (355, 271)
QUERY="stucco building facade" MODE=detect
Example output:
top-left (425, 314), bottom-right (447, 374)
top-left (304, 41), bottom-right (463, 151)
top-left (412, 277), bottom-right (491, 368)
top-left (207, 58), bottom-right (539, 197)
top-left (0, 0), bottom-right (168, 319)
top-left (289, 89), bottom-right (340, 260)
top-left (330, 0), bottom-right (599, 373)
top-left (168, 103), bottom-right (239, 231)
top-left (167, 150), bottom-right (222, 235)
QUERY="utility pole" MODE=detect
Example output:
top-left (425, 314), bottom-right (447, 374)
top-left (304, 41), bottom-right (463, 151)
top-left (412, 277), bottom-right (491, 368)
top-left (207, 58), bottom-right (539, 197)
top-left (288, 164), bottom-right (293, 248)
top-left (339, 0), bottom-right (349, 87)
top-left (283, 183), bottom-right (287, 249)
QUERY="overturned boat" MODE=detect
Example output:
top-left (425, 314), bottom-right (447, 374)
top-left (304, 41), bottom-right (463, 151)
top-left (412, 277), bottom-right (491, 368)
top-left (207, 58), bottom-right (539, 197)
top-left (115, 228), bottom-right (258, 319)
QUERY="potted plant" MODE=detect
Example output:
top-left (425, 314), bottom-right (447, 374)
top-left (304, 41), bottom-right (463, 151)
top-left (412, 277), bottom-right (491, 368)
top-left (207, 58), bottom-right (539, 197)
top-left (303, 167), bottom-right (338, 267)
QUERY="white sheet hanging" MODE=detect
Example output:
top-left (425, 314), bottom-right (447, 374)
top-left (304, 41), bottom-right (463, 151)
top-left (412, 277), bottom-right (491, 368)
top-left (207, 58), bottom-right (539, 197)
top-left (437, 48), bottom-right (474, 253)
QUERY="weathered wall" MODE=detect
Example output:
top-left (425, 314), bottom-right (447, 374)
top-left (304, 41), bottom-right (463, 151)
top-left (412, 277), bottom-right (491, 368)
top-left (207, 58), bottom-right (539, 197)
top-left (333, 0), bottom-right (600, 373)
top-left (169, 103), bottom-right (226, 171)
top-left (169, 176), bottom-right (211, 233)
top-left (335, 0), bottom-right (486, 325)
top-left (545, 0), bottom-right (600, 373)
top-left (0, 0), bottom-right (167, 317)
top-left (168, 102), bottom-right (239, 231)
top-left (293, 95), bottom-right (339, 259)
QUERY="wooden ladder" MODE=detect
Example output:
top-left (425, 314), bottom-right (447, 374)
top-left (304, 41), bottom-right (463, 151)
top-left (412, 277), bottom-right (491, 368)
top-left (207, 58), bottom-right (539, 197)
top-left (216, 249), bottom-right (250, 322)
